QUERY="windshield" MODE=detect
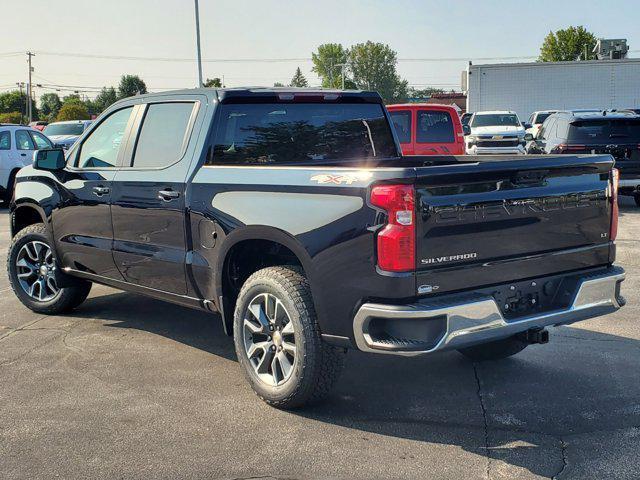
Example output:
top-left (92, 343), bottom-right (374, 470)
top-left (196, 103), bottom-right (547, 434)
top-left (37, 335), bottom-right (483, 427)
top-left (471, 114), bottom-right (520, 128)
top-left (211, 103), bottom-right (398, 165)
top-left (534, 113), bottom-right (554, 125)
top-left (568, 119), bottom-right (640, 143)
top-left (43, 123), bottom-right (85, 136)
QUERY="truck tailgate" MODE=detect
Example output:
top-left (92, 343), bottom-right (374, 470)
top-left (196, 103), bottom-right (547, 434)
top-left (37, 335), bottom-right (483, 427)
top-left (414, 155), bottom-right (614, 295)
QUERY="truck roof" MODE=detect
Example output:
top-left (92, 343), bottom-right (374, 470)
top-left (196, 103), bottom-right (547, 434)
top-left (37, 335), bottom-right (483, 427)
top-left (473, 110), bottom-right (517, 115)
top-left (114, 87), bottom-right (383, 105)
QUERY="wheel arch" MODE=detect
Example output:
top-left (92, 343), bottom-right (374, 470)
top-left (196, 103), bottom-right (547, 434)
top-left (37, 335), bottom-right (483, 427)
top-left (10, 202), bottom-right (48, 238)
top-left (215, 226), bottom-right (315, 336)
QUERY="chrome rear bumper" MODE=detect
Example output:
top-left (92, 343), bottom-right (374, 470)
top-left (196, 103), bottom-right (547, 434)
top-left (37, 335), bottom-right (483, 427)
top-left (353, 267), bottom-right (625, 356)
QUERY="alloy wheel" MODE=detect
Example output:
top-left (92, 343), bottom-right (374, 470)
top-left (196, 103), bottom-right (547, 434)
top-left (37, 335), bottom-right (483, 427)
top-left (15, 240), bottom-right (60, 302)
top-left (243, 292), bottom-right (297, 386)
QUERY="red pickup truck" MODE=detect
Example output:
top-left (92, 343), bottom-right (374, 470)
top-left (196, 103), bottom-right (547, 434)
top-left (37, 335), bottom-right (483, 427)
top-left (387, 103), bottom-right (465, 155)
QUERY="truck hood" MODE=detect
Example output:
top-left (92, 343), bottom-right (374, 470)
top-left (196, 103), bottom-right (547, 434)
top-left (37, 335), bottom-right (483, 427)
top-left (470, 125), bottom-right (525, 136)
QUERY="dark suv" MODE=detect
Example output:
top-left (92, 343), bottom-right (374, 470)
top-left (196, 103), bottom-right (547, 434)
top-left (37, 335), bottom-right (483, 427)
top-left (527, 111), bottom-right (640, 205)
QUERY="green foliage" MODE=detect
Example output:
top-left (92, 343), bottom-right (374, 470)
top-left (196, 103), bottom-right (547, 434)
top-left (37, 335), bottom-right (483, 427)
top-left (0, 111), bottom-right (23, 124)
top-left (289, 67), bottom-right (308, 87)
top-left (407, 87), bottom-right (445, 99)
top-left (62, 94), bottom-right (83, 105)
top-left (311, 43), bottom-right (349, 89)
top-left (348, 41), bottom-right (408, 103)
top-left (56, 102), bottom-right (90, 121)
top-left (0, 90), bottom-right (27, 115)
top-left (204, 77), bottom-right (222, 88)
top-left (539, 26), bottom-right (597, 62)
top-left (39, 93), bottom-right (62, 122)
top-left (117, 75), bottom-right (147, 99)
top-left (93, 87), bottom-right (118, 113)
top-left (273, 82), bottom-right (285, 87)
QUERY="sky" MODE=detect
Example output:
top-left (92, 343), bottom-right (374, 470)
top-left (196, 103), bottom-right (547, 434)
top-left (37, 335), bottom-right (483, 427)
top-left (2, 0), bottom-right (639, 101)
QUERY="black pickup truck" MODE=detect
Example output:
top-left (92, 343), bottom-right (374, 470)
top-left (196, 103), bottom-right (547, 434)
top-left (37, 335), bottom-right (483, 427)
top-left (7, 88), bottom-right (625, 408)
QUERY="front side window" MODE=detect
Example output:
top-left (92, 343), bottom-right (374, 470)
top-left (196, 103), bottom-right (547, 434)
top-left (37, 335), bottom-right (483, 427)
top-left (0, 131), bottom-right (10, 150)
top-left (77, 107), bottom-right (133, 168)
top-left (471, 114), bottom-right (520, 128)
top-left (389, 110), bottom-right (411, 144)
top-left (30, 131), bottom-right (53, 149)
top-left (534, 112), bottom-right (553, 125)
top-left (210, 102), bottom-right (397, 166)
top-left (417, 110), bottom-right (454, 143)
top-left (131, 102), bottom-right (195, 168)
top-left (15, 130), bottom-right (35, 150)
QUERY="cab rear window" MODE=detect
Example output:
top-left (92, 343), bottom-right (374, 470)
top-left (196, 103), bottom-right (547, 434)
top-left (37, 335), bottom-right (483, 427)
top-left (416, 110), bottom-right (454, 143)
top-left (209, 103), bottom-right (397, 166)
top-left (568, 119), bottom-right (640, 143)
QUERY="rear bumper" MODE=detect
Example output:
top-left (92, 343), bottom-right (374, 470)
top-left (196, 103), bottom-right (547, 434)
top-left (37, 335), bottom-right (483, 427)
top-left (353, 267), bottom-right (625, 356)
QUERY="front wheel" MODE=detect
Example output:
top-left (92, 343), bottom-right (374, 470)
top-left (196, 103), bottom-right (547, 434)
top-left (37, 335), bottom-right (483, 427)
top-left (233, 266), bottom-right (345, 409)
top-left (457, 335), bottom-right (528, 362)
top-left (7, 223), bottom-right (92, 314)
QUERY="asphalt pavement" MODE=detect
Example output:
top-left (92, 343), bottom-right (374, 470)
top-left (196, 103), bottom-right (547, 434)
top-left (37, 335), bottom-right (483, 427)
top-left (1, 199), bottom-right (638, 480)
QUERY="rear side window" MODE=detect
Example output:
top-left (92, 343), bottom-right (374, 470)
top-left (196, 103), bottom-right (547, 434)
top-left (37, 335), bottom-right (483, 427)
top-left (0, 131), bottom-right (10, 150)
top-left (209, 102), bottom-right (397, 166)
top-left (15, 130), bottom-right (35, 150)
top-left (131, 102), bottom-right (195, 168)
top-left (389, 110), bottom-right (411, 143)
top-left (416, 110), bottom-right (454, 143)
top-left (30, 131), bottom-right (53, 149)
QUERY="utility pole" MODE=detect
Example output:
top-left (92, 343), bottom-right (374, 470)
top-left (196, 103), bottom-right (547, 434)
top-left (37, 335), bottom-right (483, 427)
top-left (16, 82), bottom-right (25, 125)
top-left (194, 0), bottom-right (204, 88)
top-left (26, 51), bottom-right (35, 123)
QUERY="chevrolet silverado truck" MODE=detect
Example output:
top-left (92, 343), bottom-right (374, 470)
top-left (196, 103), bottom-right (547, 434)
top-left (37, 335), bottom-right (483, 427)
top-left (7, 88), bottom-right (625, 408)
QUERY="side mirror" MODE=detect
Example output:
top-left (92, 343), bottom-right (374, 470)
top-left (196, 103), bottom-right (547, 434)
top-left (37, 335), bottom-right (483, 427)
top-left (462, 124), bottom-right (471, 136)
top-left (524, 133), bottom-right (534, 142)
top-left (523, 123), bottom-right (532, 130)
top-left (33, 148), bottom-right (66, 171)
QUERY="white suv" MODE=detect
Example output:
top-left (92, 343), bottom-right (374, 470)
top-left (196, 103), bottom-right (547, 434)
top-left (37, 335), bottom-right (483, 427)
top-left (465, 111), bottom-right (526, 155)
top-left (0, 124), bottom-right (53, 202)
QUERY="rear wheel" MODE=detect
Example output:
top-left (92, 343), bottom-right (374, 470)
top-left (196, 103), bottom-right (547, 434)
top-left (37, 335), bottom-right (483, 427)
top-left (233, 266), bottom-right (345, 409)
top-left (458, 335), bottom-right (528, 362)
top-left (7, 223), bottom-right (92, 314)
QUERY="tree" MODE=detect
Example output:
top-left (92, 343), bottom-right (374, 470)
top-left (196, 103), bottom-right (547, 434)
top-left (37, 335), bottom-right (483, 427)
top-left (348, 41), bottom-right (408, 103)
top-left (289, 67), bottom-right (308, 87)
top-left (539, 26), bottom-right (597, 62)
top-left (204, 77), bottom-right (222, 88)
top-left (273, 82), bottom-right (285, 87)
top-left (0, 112), bottom-right (23, 124)
top-left (0, 90), bottom-right (27, 115)
top-left (93, 87), bottom-right (118, 113)
top-left (117, 74), bottom-right (147, 99)
top-left (39, 93), bottom-right (62, 121)
top-left (56, 102), bottom-right (90, 121)
top-left (311, 43), bottom-right (350, 89)
top-left (62, 94), bottom-right (83, 105)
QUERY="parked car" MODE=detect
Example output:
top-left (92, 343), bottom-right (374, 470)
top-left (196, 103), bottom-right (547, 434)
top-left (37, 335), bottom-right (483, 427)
top-left (7, 88), bottom-right (624, 408)
top-left (387, 104), bottom-right (465, 155)
top-left (525, 110), bottom-right (557, 138)
top-left (43, 120), bottom-right (92, 150)
top-left (465, 111), bottom-right (527, 154)
top-left (0, 124), bottom-right (53, 202)
top-left (527, 110), bottom-right (640, 205)
top-left (28, 121), bottom-right (48, 132)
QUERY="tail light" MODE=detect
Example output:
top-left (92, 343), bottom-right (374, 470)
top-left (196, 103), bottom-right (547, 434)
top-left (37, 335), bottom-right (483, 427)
top-left (610, 168), bottom-right (619, 242)
top-left (370, 184), bottom-right (415, 272)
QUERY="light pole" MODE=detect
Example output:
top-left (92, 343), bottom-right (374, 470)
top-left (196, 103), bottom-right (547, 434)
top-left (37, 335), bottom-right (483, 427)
top-left (335, 63), bottom-right (348, 90)
top-left (194, 0), bottom-right (204, 88)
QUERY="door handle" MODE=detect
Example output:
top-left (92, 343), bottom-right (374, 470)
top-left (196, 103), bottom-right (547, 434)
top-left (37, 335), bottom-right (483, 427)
top-left (20, 153), bottom-right (26, 157)
top-left (93, 186), bottom-right (110, 196)
top-left (158, 189), bottom-right (180, 201)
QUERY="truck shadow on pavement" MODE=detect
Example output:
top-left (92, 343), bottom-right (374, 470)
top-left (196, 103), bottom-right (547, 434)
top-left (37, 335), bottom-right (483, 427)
top-left (72, 288), bottom-right (640, 479)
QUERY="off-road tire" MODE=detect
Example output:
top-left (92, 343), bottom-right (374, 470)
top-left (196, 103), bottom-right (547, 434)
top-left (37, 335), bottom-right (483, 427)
top-left (233, 266), bottom-right (346, 409)
top-left (458, 335), bottom-right (528, 362)
top-left (7, 223), bottom-right (92, 314)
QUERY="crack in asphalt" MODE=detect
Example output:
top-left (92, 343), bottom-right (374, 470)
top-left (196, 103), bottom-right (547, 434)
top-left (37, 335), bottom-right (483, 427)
top-left (551, 439), bottom-right (568, 480)
top-left (0, 314), bottom-right (49, 341)
top-left (473, 362), bottom-right (492, 480)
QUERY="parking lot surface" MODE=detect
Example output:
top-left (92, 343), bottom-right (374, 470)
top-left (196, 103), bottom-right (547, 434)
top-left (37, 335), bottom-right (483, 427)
top-left (1, 199), bottom-right (639, 480)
